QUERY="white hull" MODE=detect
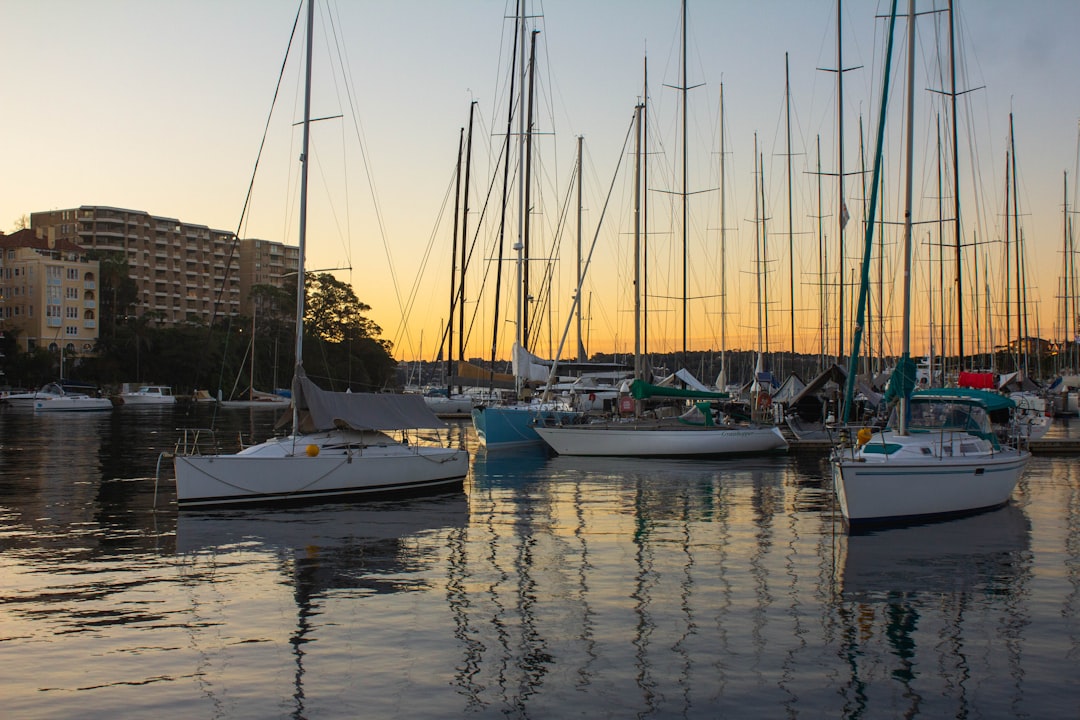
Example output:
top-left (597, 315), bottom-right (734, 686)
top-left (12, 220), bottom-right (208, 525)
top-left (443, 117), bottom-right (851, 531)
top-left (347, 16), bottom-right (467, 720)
top-left (118, 386), bottom-right (176, 406)
top-left (534, 421), bottom-right (788, 457)
top-left (174, 430), bottom-right (468, 507)
top-left (833, 431), bottom-right (1030, 525)
top-left (34, 396), bottom-right (113, 412)
top-left (423, 395), bottom-right (475, 415)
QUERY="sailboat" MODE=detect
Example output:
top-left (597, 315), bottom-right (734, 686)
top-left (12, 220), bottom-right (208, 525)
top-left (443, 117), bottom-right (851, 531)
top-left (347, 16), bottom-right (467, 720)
top-left (172, 0), bottom-right (468, 507)
top-left (470, 1), bottom-right (588, 450)
top-left (534, 54), bottom-right (787, 458)
top-left (831, 0), bottom-right (1029, 526)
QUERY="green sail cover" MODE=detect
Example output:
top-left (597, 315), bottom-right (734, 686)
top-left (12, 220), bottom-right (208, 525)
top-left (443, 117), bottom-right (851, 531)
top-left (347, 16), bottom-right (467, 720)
top-left (629, 379), bottom-right (729, 400)
top-left (883, 354), bottom-right (918, 404)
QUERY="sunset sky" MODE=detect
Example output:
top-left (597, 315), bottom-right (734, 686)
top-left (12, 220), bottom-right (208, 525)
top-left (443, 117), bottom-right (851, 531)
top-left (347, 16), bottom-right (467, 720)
top-left (4, 0), bottom-right (1079, 365)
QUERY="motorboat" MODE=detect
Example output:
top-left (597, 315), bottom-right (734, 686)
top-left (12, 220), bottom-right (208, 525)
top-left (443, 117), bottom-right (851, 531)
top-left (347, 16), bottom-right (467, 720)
top-left (117, 385), bottom-right (176, 406)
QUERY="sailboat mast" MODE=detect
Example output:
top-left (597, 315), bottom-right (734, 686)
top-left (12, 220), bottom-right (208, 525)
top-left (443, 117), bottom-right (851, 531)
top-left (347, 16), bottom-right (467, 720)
top-left (816, 134), bottom-right (825, 370)
top-left (487, 6), bottom-right (521, 391)
top-left (292, 0), bottom-right (314, 432)
top-left (1010, 112), bottom-right (1022, 374)
top-left (754, 134), bottom-right (764, 363)
top-left (937, 115), bottom-right (946, 384)
top-left (514, 0), bottom-right (527, 357)
top-left (680, 0), bottom-right (689, 360)
top-left (643, 55), bottom-right (649, 361)
top-left (719, 83), bottom-right (727, 388)
top-left (899, 0), bottom-right (916, 436)
top-left (948, 0), bottom-right (964, 370)
top-left (836, 0), bottom-right (847, 364)
top-left (522, 28), bottom-right (538, 352)
top-left (576, 135), bottom-right (585, 362)
top-left (459, 102), bottom-right (476, 388)
top-left (1003, 144), bottom-right (1011, 370)
top-left (634, 103), bottom-right (644, 386)
top-left (447, 127), bottom-right (463, 397)
top-left (785, 52), bottom-right (796, 360)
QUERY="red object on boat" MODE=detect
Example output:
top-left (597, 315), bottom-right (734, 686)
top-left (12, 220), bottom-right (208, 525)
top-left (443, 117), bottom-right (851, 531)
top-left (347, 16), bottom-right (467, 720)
top-left (958, 371), bottom-right (995, 389)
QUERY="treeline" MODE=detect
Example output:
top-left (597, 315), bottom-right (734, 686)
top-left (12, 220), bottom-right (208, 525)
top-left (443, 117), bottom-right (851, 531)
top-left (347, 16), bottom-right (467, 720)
top-left (0, 268), bottom-right (398, 395)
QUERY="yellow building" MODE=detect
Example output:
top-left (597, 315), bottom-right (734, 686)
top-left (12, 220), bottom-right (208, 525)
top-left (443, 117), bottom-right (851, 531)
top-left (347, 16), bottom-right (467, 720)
top-left (30, 206), bottom-right (299, 322)
top-left (0, 228), bottom-right (99, 355)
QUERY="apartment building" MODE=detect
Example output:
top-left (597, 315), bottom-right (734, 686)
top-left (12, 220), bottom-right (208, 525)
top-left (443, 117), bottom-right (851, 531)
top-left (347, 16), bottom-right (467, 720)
top-left (0, 228), bottom-right (100, 355)
top-left (30, 206), bottom-right (299, 323)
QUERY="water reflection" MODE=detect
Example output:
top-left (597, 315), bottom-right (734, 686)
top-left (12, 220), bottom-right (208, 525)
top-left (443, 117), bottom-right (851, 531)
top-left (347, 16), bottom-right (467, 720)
top-left (3, 408), bottom-right (1079, 717)
top-left (837, 505), bottom-right (1033, 719)
top-left (174, 494), bottom-right (468, 719)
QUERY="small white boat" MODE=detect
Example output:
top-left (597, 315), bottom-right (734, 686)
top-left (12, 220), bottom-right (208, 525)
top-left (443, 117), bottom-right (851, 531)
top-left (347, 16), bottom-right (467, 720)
top-left (33, 383), bottom-right (112, 413)
top-left (832, 389), bottom-right (1030, 526)
top-left (118, 385), bottom-right (176, 406)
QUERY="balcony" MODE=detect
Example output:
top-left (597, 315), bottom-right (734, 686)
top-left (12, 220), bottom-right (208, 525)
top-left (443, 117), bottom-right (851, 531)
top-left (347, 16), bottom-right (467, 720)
top-left (83, 320), bottom-right (97, 329)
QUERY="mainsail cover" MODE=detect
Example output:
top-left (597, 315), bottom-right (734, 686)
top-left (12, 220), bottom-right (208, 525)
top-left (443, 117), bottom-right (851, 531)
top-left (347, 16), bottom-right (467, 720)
top-left (294, 374), bottom-right (447, 431)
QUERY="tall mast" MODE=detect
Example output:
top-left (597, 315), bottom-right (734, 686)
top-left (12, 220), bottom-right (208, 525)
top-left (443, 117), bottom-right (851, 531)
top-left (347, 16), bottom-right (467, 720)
top-left (937, 115), bottom-right (945, 383)
top-left (719, 83), bottom-right (727, 389)
top-left (680, 0), bottom-right (689, 360)
top-left (754, 133), bottom-right (764, 363)
top-left (816, 134), bottom-right (825, 370)
top-left (643, 56), bottom-right (650, 360)
top-left (521, 28), bottom-right (538, 352)
top-left (836, 0), bottom-right (847, 364)
top-left (513, 0), bottom-right (527, 359)
top-left (1003, 144), bottom-right (1011, 371)
top-left (576, 135), bottom-right (585, 362)
top-left (447, 127), bottom-right (464, 397)
top-left (785, 52), bottom-right (796, 360)
top-left (761, 149), bottom-right (770, 357)
top-left (1010, 112), bottom-right (1021, 372)
top-left (292, 0), bottom-right (314, 433)
top-left (458, 102), bottom-right (476, 389)
top-left (899, 0), bottom-right (916, 436)
top-left (487, 4), bottom-right (521, 390)
top-left (948, 0), bottom-right (965, 369)
top-left (634, 104), bottom-right (644, 386)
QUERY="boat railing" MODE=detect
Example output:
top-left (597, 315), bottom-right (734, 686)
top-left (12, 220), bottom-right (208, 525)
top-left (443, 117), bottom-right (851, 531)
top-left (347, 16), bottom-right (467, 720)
top-left (174, 427), bottom-right (224, 456)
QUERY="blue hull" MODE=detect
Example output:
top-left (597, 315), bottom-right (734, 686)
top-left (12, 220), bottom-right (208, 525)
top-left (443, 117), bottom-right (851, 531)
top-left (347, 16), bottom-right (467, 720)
top-left (472, 405), bottom-right (581, 449)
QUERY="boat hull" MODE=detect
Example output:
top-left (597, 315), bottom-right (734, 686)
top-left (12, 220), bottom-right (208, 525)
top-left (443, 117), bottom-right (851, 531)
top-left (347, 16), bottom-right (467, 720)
top-left (833, 448), bottom-right (1029, 526)
top-left (174, 434), bottom-right (468, 507)
top-left (533, 423), bottom-right (789, 457)
top-left (34, 397), bottom-right (113, 412)
top-left (471, 405), bottom-right (581, 449)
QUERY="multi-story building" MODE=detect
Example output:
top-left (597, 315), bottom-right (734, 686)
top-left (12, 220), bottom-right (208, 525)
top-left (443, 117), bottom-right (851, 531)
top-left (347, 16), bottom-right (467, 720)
top-left (0, 227), bottom-right (100, 355)
top-left (30, 206), bottom-right (299, 323)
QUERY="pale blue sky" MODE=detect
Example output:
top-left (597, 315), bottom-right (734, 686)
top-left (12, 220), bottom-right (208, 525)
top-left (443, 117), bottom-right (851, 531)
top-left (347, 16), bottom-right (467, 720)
top-left (4, 1), bottom-right (1078, 360)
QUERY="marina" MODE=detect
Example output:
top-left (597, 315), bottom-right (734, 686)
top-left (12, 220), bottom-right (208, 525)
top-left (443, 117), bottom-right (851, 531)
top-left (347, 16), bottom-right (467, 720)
top-left (1, 405), bottom-right (1078, 718)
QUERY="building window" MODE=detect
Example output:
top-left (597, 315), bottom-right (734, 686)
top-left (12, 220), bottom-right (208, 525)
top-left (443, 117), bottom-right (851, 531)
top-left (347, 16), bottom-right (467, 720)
top-left (66, 326), bottom-right (78, 337)
top-left (67, 268), bottom-right (79, 280)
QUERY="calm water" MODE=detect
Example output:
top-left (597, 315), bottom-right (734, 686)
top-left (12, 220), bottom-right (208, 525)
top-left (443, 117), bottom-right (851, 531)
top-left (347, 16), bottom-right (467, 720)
top-left (1, 406), bottom-right (1078, 719)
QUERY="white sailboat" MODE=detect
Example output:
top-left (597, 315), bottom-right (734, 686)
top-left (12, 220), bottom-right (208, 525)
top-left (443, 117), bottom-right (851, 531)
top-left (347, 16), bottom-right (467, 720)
top-left (831, 0), bottom-right (1029, 526)
top-left (534, 60), bottom-right (786, 458)
top-left (173, 0), bottom-right (468, 507)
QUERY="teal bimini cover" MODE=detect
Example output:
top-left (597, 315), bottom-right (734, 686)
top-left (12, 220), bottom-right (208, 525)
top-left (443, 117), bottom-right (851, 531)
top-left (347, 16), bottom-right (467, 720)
top-left (911, 387), bottom-right (1016, 412)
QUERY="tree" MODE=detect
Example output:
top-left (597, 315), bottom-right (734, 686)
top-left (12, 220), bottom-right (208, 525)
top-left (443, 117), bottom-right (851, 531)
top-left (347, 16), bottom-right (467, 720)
top-left (301, 273), bottom-right (397, 390)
